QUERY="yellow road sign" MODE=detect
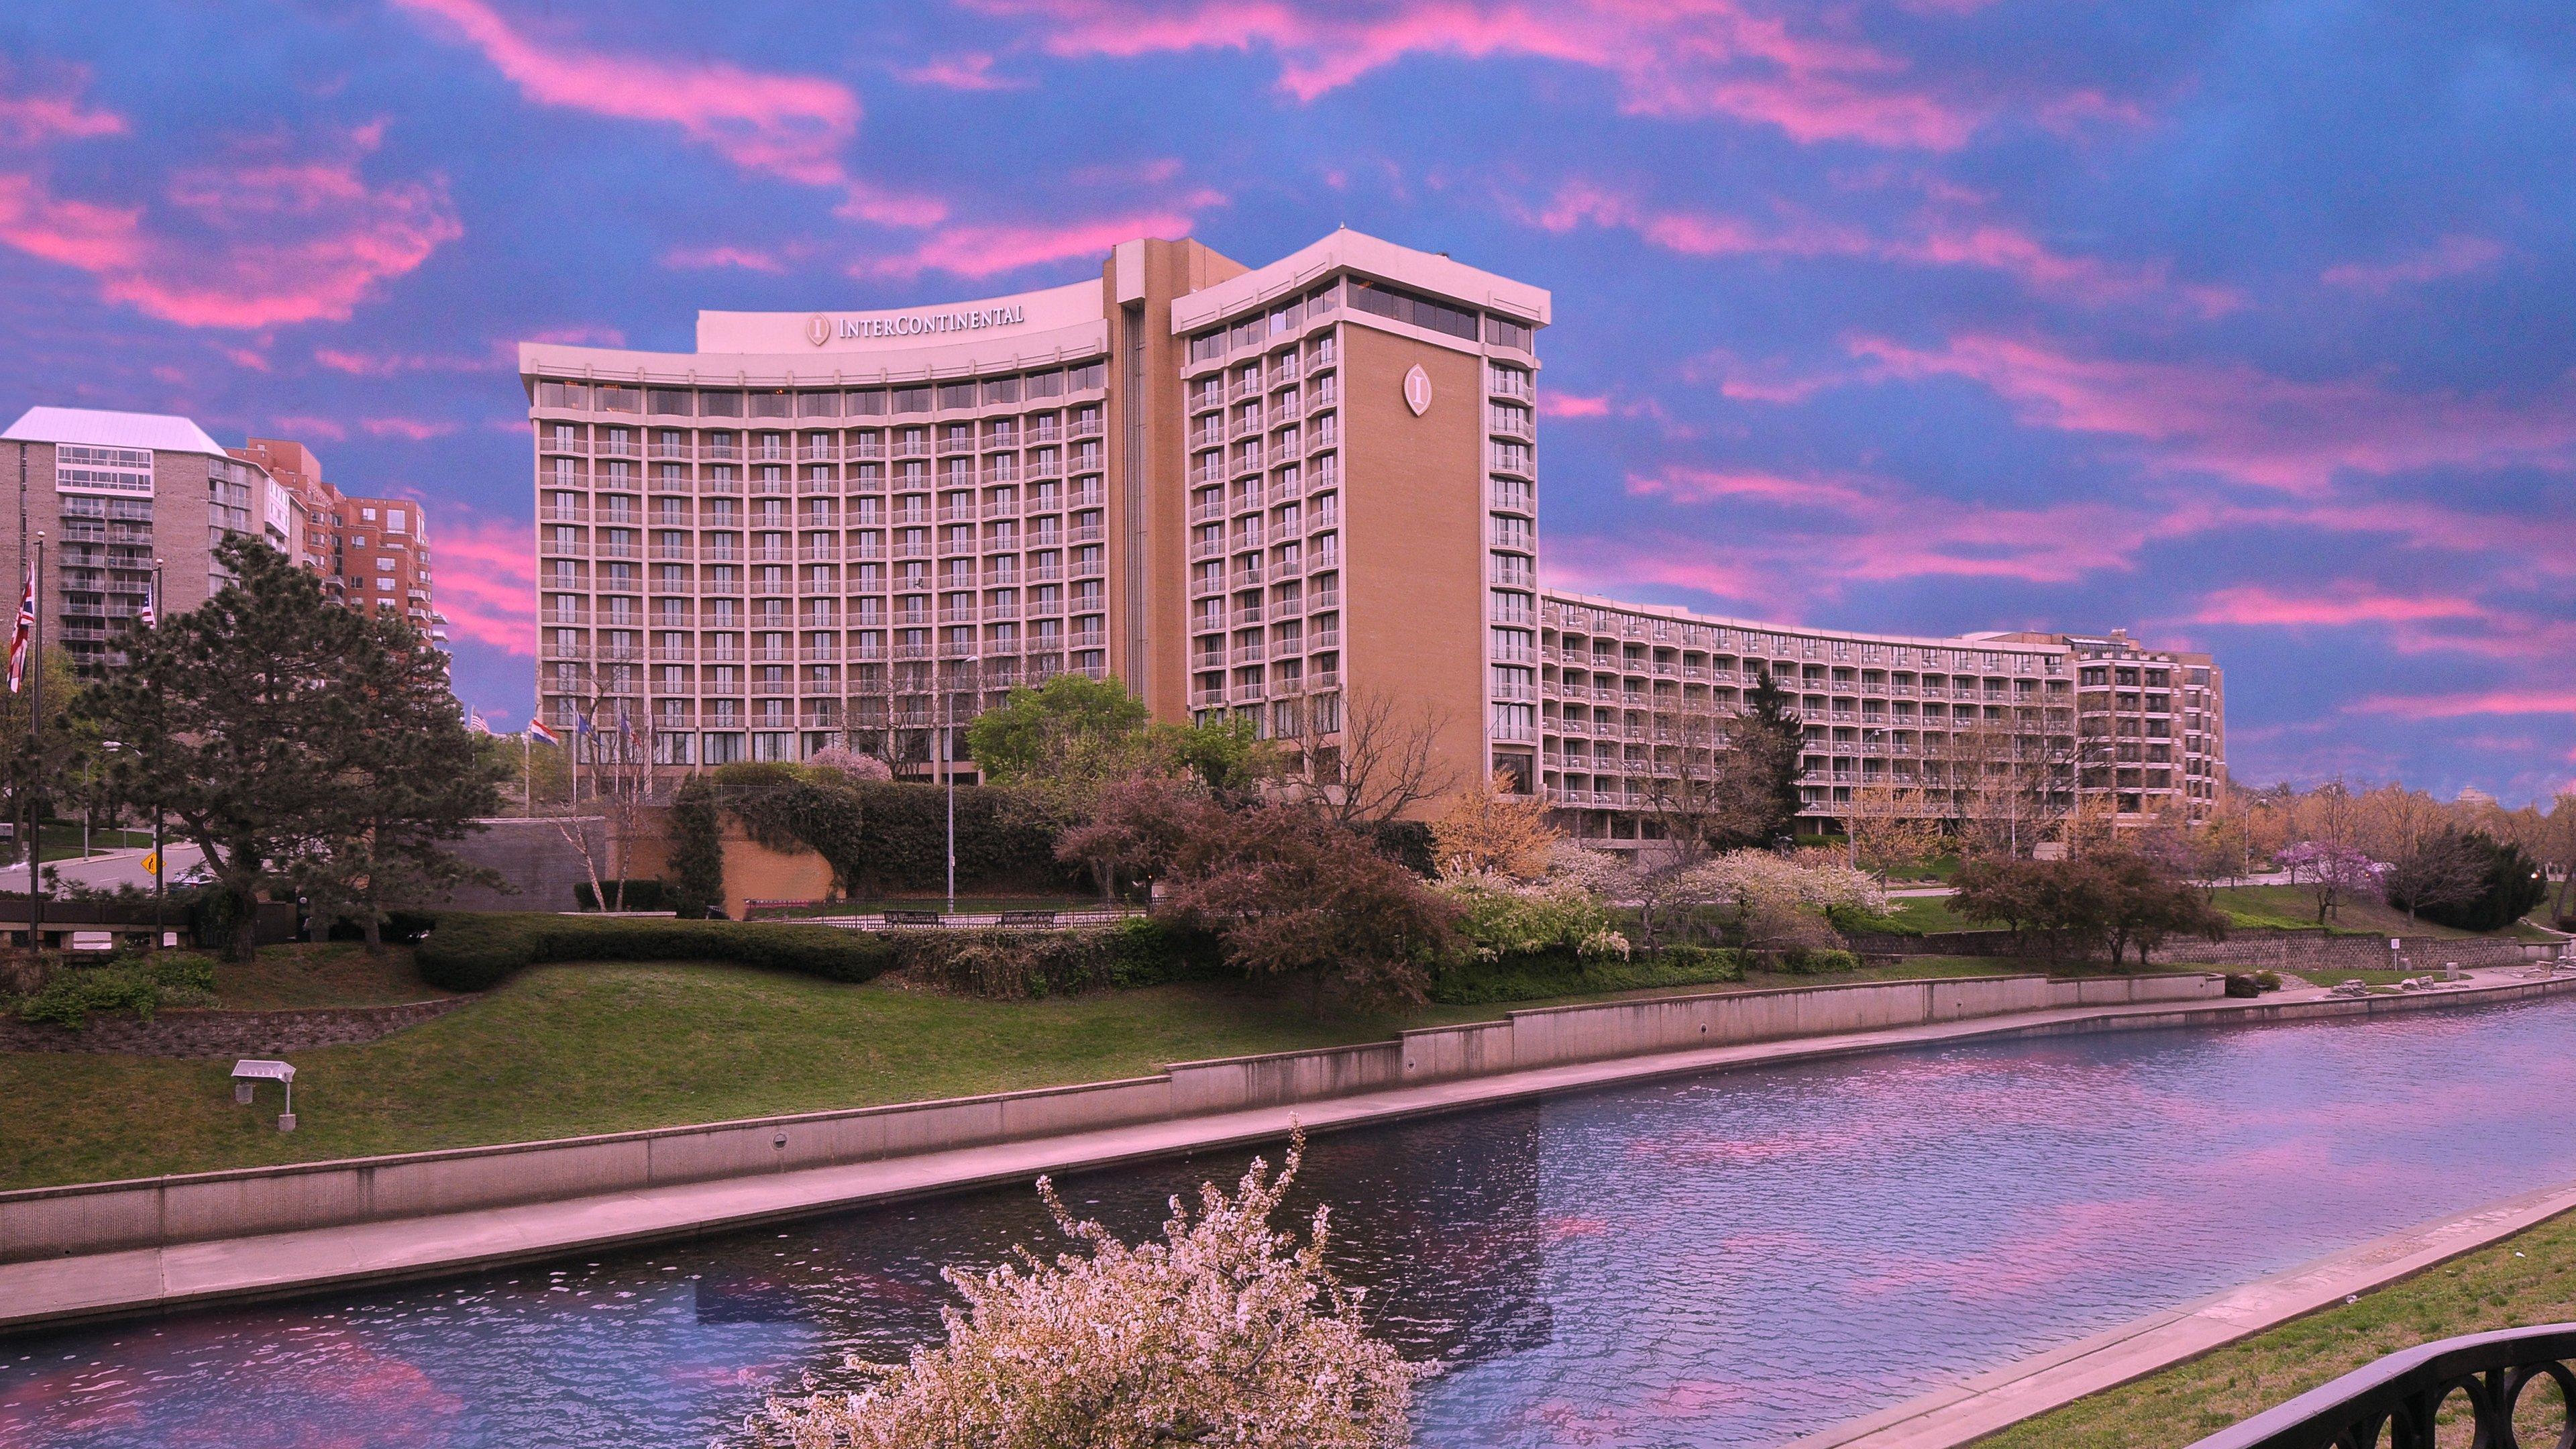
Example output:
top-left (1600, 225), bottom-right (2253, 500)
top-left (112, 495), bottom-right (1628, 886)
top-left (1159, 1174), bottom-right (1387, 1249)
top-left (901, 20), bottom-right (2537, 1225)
top-left (140, 851), bottom-right (159, 875)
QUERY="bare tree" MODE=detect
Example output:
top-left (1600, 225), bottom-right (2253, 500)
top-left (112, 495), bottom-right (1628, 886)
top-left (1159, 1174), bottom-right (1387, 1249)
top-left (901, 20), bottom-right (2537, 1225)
top-left (540, 683), bottom-right (660, 912)
top-left (1294, 689), bottom-right (1456, 827)
top-left (1941, 716), bottom-right (2091, 859)
top-left (1847, 783), bottom-right (1945, 882)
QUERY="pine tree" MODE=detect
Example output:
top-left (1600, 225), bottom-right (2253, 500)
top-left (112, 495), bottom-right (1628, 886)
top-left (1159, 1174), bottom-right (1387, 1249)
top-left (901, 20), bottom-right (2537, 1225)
top-left (1725, 669), bottom-right (1808, 847)
top-left (80, 537), bottom-right (504, 960)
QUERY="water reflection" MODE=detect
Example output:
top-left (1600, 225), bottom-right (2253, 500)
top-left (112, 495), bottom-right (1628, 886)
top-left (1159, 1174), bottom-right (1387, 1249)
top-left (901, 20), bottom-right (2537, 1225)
top-left (7, 998), bottom-right (2576, 1448)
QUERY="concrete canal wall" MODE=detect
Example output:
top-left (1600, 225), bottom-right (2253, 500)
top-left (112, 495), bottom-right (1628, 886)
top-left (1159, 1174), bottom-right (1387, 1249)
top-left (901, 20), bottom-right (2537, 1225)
top-left (0, 971), bottom-right (2218, 1265)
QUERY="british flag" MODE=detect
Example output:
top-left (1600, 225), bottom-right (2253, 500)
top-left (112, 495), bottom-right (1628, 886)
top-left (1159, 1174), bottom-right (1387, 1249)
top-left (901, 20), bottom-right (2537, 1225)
top-left (6, 562), bottom-right (32, 695)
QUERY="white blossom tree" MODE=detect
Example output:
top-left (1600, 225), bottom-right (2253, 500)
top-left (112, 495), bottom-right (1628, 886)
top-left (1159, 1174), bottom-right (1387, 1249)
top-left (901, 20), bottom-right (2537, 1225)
top-left (756, 1129), bottom-right (1426, 1449)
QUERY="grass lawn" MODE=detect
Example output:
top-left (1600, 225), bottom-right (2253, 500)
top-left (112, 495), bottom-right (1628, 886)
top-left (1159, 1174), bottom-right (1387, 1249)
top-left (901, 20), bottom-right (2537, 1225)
top-left (1980, 1206), bottom-right (2576, 1449)
top-left (0, 953), bottom-right (2022, 1191)
top-left (2207, 883), bottom-right (2504, 940)
top-left (205, 944), bottom-right (458, 1009)
top-left (1884, 894), bottom-right (1976, 932)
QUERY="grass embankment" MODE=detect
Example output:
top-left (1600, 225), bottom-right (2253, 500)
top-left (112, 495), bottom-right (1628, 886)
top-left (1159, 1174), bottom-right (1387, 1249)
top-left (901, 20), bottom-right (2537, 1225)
top-left (0, 950), bottom-right (2017, 1191)
top-left (1982, 1208), bottom-right (2576, 1449)
top-left (1883, 883), bottom-right (2554, 943)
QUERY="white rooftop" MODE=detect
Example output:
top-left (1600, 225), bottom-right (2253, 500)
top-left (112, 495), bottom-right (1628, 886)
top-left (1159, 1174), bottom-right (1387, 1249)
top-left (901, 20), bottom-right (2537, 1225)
top-left (3, 406), bottom-right (229, 457)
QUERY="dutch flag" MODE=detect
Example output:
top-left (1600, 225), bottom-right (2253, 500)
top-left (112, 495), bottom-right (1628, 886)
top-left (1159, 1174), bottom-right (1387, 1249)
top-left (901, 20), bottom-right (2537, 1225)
top-left (528, 717), bottom-right (561, 746)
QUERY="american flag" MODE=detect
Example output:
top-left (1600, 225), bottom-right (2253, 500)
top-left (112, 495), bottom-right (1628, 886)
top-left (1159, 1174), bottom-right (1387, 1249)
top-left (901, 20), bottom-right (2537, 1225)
top-left (138, 576), bottom-right (155, 630)
top-left (6, 562), bottom-right (31, 695)
top-left (467, 707), bottom-right (493, 735)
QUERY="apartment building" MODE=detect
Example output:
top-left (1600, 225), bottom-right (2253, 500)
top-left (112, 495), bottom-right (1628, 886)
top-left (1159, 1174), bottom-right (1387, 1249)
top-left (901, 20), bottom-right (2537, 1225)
top-left (233, 437), bottom-right (445, 642)
top-left (516, 227), bottom-right (2220, 826)
top-left (1, 407), bottom-right (292, 675)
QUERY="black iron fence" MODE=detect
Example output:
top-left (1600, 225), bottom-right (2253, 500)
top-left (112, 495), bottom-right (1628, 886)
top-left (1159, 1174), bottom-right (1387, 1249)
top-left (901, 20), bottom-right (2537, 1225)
top-left (2188, 1323), bottom-right (2576, 1449)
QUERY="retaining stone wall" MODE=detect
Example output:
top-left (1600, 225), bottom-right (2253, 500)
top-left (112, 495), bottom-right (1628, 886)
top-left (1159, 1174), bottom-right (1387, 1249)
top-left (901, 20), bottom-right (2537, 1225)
top-left (0, 998), bottom-right (468, 1058)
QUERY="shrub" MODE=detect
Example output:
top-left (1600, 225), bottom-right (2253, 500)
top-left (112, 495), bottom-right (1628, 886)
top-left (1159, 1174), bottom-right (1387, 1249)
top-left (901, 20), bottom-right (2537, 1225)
top-left (1776, 947), bottom-right (1860, 975)
top-left (1438, 875), bottom-right (1618, 965)
top-left (13, 953), bottom-right (218, 1029)
top-left (2224, 973), bottom-right (2261, 998)
top-left (413, 912), bottom-right (899, 992)
top-left (572, 879), bottom-right (670, 912)
top-left (1428, 946), bottom-right (1746, 1006)
top-left (1825, 903), bottom-right (1921, 937)
top-left (885, 922), bottom-right (1220, 999)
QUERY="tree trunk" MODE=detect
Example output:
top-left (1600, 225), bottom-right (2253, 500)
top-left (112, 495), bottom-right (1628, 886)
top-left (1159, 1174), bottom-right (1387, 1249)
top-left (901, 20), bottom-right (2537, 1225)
top-left (363, 912), bottom-right (384, 955)
top-left (1307, 967), bottom-right (1327, 1019)
top-left (227, 882), bottom-right (260, 964)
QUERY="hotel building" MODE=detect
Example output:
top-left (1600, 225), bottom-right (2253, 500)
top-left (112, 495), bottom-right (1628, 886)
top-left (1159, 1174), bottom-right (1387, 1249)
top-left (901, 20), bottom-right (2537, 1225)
top-left (516, 228), bottom-right (2222, 830)
top-left (1, 408), bottom-right (447, 676)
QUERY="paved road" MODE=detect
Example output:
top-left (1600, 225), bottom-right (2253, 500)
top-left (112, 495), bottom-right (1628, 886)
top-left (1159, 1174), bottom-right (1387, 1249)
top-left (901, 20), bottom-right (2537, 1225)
top-left (0, 841), bottom-right (209, 893)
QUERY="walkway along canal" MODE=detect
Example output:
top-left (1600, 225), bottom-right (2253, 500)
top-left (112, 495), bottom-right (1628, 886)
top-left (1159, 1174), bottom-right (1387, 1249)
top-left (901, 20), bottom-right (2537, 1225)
top-left (7, 985), bottom-right (2576, 1447)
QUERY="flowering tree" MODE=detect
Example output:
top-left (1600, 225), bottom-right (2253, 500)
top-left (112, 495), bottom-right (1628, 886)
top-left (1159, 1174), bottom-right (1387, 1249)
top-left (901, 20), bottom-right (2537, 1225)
top-left (1436, 871), bottom-right (1627, 963)
top-left (756, 1130), bottom-right (1425, 1449)
top-left (2275, 840), bottom-right (2385, 924)
top-left (1430, 770), bottom-right (1561, 879)
top-left (1681, 850), bottom-right (1886, 957)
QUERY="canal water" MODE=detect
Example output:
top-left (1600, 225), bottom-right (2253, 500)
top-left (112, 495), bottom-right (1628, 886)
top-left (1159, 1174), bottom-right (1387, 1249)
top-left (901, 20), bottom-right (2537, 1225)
top-left (7, 994), bottom-right (2576, 1448)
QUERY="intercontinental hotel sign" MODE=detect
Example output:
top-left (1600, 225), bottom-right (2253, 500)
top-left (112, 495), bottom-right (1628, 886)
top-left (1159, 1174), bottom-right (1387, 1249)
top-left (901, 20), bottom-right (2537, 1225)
top-left (805, 305), bottom-right (1028, 346)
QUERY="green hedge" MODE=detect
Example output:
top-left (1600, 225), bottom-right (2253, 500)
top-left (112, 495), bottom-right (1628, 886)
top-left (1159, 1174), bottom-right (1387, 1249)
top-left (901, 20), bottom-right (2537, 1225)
top-left (888, 916), bottom-right (1226, 999)
top-left (414, 912), bottom-right (900, 992)
top-left (1429, 946), bottom-right (1748, 1006)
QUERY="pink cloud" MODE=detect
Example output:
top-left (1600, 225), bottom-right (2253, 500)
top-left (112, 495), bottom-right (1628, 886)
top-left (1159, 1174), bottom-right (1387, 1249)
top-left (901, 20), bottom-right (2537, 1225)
top-left (971, 0), bottom-right (1989, 148)
top-left (1540, 392), bottom-right (1612, 417)
top-left (0, 173), bottom-right (142, 271)
top-left (1847, 331), bottom-right (2576, 492)
top-left (430, 513), bottom-right (537, 657)
top-left (314, 345), bottom-right (502, 375)
top-left (0, 121), bottom-right (461, 329)
top-left (2190, 586), bottom-right (2486, 629)
top-left (0, 64), bottom-right (127, 146)
top-left (661, 244), bottom-right (788, 273)
top-left (1527, 181), bottom-right (2237, 314)
top-left (390, 0), bottom-right (944, 227)
top-left (362, 417), bottom-right (458, 440)
top-left (2350, 690), bottom-right (2576, 720)
top-left (1623, 462), bottom-right (2154, 584)
top-left (863, 197), bottom-right (1220, 280)
top-left (2322, 235), bottom-right (2507, 293)
top-left (900, 53), bottom-right (1028, 91)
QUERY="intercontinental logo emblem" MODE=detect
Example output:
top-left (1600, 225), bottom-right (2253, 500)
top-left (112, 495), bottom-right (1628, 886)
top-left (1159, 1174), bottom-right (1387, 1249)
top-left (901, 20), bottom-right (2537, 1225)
top-left (1403, 364), bottom-right (1432, 417)
top-left (800, 305), bottom-right (1033, 346)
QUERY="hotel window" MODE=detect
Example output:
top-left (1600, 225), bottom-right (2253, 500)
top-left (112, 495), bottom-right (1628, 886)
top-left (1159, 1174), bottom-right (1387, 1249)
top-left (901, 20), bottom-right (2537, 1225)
top-left (647, 388), bottom-right (693, 416)
top-left (1347, 279), bottom-right (1479, 341)
top-left (1484, 315), bottom-right (1534, 350)
top-left (936, 382), bottom-right (977, 410)
top-left (1070, 361), bottom-right (1105, 390)
top-left (1024, 369), bottom-right (1063, 399)
top-left (797, 390), bottom-right (840, 417)
top-left (892, 386), bottom-right (931, 414)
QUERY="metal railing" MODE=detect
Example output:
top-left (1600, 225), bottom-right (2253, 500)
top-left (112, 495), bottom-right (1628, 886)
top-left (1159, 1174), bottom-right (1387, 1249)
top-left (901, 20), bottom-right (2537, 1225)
top-left (2185, 1324), bottom-right (2576, 1449)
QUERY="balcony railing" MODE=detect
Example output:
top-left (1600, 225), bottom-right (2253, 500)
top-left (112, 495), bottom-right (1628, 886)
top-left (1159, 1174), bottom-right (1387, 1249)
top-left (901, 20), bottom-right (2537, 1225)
top-left (2184, 1324), bottom-right (2576, 1449)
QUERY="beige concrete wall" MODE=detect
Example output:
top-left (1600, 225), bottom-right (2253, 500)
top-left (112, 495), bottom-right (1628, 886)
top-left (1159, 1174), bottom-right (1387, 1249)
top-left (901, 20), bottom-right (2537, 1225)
top-left (0, 971), bottom-right (2231, 1264)
top-left (1106, 238), bottom-right (1243, 722)
top-left (1340, 324), bottom-right (1491, 813)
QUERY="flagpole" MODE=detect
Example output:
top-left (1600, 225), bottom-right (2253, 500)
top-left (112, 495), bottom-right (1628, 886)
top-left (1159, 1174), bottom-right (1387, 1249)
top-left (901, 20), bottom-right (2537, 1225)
top-left (26, 533), bottom-right (41, 952)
